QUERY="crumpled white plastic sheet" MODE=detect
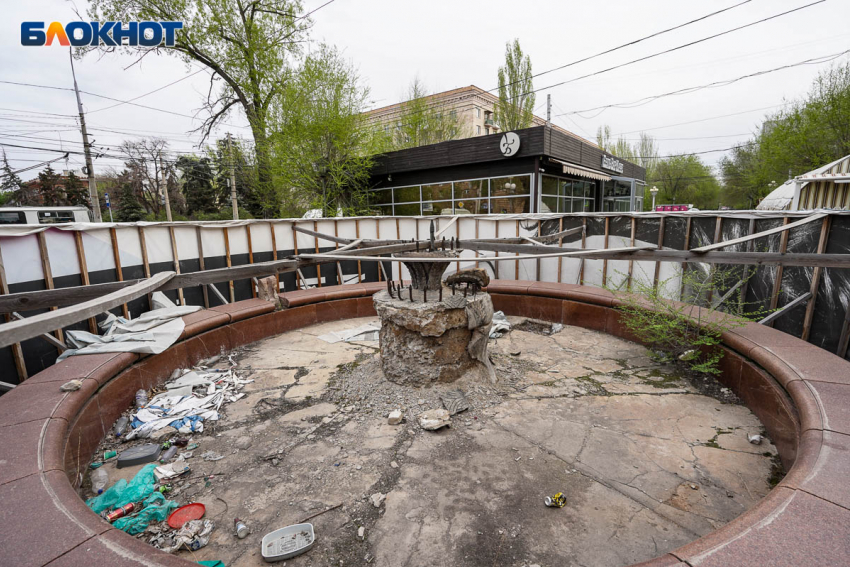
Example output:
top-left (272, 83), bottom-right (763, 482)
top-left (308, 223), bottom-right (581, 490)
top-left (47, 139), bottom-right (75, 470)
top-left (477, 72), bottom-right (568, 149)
top-left (57, 292), bottom-right (201, 361)
top-left (488, 311), bottom-right (511, 338)
top-left (151, 519), bottom-right (215, 553)
top-left (124, 364), bottom-right (253, 440)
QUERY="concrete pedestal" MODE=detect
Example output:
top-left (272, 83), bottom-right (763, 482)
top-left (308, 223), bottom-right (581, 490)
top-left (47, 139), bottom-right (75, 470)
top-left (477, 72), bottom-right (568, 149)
top-left (373, 288), bottom-right (493, 385)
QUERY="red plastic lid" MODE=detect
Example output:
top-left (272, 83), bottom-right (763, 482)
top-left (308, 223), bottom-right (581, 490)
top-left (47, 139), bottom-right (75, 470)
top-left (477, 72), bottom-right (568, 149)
top-left (167, 503), bottom-right (206, 529)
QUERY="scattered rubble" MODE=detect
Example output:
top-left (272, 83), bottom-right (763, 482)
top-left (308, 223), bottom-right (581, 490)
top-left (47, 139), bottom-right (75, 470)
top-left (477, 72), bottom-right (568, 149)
top-left (418, 408), bottom-right (451, 431)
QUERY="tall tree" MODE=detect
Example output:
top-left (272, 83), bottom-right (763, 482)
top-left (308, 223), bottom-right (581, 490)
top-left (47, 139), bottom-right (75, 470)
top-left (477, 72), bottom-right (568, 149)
top-left (37, 165), bottom-right (62, 206)
top-left (495, 39), bottom-right (535, 131)
top-left (1, 151), bottom-right (26, 204)
top-left (653, 154), bottom-right (720, 209)
top-left (271, 44), bottom-right (377, 216)
top-left (115, 179), bottom-right (146, 222)
top-left (176, 155), bottom-right (218, 216)
top-left (720, 62), bottom-right (850, 207)
top-left (384, 79), bottom-right (466, 150)
top-left (85, 0), bottom-right (311, 215)
top-left (63, 171), bottom-right (89, 207)
top-left (119, 138), bottom-right (176, 214)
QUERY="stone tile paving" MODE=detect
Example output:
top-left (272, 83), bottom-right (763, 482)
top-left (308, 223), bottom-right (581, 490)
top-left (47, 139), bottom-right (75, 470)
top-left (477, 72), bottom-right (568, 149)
top-left (88, 316), bottom-right (778, 567)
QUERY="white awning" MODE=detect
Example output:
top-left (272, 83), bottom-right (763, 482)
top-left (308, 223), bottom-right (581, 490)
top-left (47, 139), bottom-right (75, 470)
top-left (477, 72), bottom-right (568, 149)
top-left (550, 159), bottom-right (612, 182)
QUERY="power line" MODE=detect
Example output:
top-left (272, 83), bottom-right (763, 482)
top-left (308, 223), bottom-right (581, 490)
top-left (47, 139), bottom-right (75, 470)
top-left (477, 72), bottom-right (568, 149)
top-left (496, 0), bottom-right (754, 92)
top-left (561, 49), bottom-right (850, 118)
top-left (86, 68), bottom-right (208, 114)
top-left (523, 0), bottom-right (827, 99)
top-left (616, 103), bottom-right (789, 135)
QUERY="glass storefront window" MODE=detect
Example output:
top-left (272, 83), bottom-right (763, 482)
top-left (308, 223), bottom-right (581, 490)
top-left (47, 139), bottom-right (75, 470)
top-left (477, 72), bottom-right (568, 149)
top-left (376, 205), bottom-right (393, 216)
top-left (394, 186), bottom-right (420, 203)
top-left (542, 176), bottom-right (559, 196)
top-left (454, 199), bottom-right (488, 214)
top-left (422, 200), bottom-right (452, 215)
top-left (394, 203), bottom-right (420, 216)
top-left (490, 175), bottom-right (530, 198)
top-left (421, 183), bottom-right (452, 202)
top-left (370, 188), bottom-right (392, 205)
top-left (454, 179), bottom-right (488, 200)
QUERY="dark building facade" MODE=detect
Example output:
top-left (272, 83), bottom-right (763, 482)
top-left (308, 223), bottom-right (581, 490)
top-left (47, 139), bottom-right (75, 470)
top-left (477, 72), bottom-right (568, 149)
top-left (368, 126), bottom-right (646, 216)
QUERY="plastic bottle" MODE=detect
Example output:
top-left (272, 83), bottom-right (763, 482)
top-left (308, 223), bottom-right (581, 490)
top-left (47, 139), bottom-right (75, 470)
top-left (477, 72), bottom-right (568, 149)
top-left (135, 389), bottom-right (148, 408)
top-left (91, 467), bottom-right (109, 495)
top-left (113, 416), bottom-right (129, 437)
top-left (159, 445), bottom-right (178, 463)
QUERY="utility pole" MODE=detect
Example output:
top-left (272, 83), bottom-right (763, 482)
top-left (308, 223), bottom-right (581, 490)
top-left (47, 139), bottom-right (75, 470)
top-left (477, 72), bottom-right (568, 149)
top-left (160, 153), bottom-right (172, 221)
top-left (227, 133), bottom-right (239, 220)
top-left (546, 94), bottom-right (551, 128)
top-left (69, 49), bottom-right (102, 222)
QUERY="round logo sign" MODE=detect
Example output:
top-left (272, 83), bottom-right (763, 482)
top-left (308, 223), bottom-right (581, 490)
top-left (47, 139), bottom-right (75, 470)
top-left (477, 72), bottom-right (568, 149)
top-left (500, 132), bottom-right (520, 157)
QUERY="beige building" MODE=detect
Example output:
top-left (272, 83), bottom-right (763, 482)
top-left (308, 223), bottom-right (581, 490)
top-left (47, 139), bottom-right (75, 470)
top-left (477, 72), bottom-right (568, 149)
top-left (365, 85), bottom-right (594, 145)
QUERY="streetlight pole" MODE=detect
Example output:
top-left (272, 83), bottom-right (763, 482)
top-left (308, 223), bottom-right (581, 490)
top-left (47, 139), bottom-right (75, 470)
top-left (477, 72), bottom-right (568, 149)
top-left (650, 186), bottom-right (659, 211)
top-left (69, 49), bottom-right (102, 222)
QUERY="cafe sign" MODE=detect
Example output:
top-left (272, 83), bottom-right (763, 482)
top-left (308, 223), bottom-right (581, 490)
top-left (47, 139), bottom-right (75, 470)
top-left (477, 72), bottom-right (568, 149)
top-left (601, 155), bottom-right (624, 174)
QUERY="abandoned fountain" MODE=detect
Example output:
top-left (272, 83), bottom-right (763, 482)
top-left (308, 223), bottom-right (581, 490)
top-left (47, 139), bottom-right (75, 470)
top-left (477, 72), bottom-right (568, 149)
top-left (372, 237), bottom-right (495, 385)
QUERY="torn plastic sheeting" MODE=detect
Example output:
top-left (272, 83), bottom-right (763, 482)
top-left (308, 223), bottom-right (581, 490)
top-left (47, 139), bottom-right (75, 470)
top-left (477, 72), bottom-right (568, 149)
top-left (489, 311), bottom-right (511, 338)
top-left (57, 292), bottom-right (201, 361)
top-left (86, 464), bottom-right (157, 513)
top-left (317, 323), bottom-right (381, 344)
top-left (113, 492), bottom-right (178, 535)
top-left (152, 519), bottom-right (216, 553)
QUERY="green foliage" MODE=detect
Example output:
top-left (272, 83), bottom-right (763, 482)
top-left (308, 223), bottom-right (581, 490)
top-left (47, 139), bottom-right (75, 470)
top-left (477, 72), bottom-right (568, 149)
top-left (115, 181), bottom-right (146, 222)
top-left (192, 207), bottom-right (254, 221)
top-left (608, 267), bottom-right (764, 375)
top-left (176, 155), bottom-right (217, 216)
top-left (720, 62), bottom-right (850, 208)
top-left (64, 172), bottom-right (89, 207)
top-left (597, 126), bottom-right (660, 180)
top-left (380, 78), bottom-right (467, 151)
top-left (495, 39), bottom-right (535, 131)
top-left (85, 0), bottom-right (310, 212)
top-left (206, 137), bottom-right (261, 217)
top-left (1, 151), bottom-right (24, 204)
top-left (270, 44), bottom-right (377, 217)
top-left (652, 154), bottom-right (722, 209)
top-left (37, 165), bottom-right (62, 206)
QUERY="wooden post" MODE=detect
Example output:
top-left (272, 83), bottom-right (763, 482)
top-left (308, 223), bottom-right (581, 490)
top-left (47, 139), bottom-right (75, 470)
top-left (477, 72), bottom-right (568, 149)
top-left (246, 225), bottom-right (256, 297)
top-left (653, 216), bottom-right (665, 291)
top-left (494, 220), bottom-right (500, 279)
top-left (515, 219), bottom-right (520, 280)
top-left (334, 220), bottom-right (342, 286)
top-left (195, 227), bottom-right (209, 308)
top-left (474, 218), bottom-right (480, 269)
top-left (679, 217), bottom-right (692, 301)
top-left (223, 227), bottom-right (235, 303)
top-left (0, 249), bottom-right (27, 382)
top-left (168, 227), bottom-right (184, 305)
top-left (291, 222), bottom-right (303, 289)
top-left (601, 217), bottom-right (610, 287)
top-left (706, 216), bottom-right (723, 304)
top-left (556, 216), bottom-right (564, 283)
top-left (801, 216), bottom-right (831, 341)
top-left (577, 217), bottom-right (587, 284)
top-left (376, 219), bottom-right (382, 282)
top-left (73, 231), bottom-right (98, 333)
top-left (109, 228), bottom-right (130, 318)
top-left (626, 217), bottom-right (636, 290)
top-left (269, 222), bottom-right (280, 290)
top-left (138, 226), bottom-right (152, 310)
top-left (354, 219), bottom-right (362, 283)
top-left (313, 221), bottom-right (322, 288)
top-left (768, 217), bottom-right (791, 327)
top-left (738, 218), bottom-right (757, 315)
top-left (36, 231), bottom-right (64, 348)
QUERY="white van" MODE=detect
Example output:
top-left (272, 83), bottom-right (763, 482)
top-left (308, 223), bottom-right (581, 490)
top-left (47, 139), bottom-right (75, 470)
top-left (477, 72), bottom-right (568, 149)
top-left (0, 207), bottom-right (92, 225)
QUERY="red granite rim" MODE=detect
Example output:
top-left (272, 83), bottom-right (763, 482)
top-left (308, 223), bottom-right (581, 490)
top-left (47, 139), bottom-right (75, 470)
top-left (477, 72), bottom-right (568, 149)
top-left (1, 281), bottom-right (847, 567)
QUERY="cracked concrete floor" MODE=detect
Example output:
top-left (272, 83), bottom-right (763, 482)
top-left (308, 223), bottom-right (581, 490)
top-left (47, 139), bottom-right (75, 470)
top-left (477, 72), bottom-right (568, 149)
top-left (159, 316), bottom-right (777, 567)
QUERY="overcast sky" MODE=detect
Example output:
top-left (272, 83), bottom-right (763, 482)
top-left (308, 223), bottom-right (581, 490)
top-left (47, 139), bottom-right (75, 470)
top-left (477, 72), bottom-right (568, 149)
top-left (1, 0), bottom-right (848, 182)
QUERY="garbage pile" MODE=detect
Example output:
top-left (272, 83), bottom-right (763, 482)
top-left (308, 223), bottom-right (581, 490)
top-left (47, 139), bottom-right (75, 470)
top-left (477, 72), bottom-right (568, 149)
top-left (84, 352), bottom-right (253, 553)
top-left (123, 356), bottom-right (252, 441)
